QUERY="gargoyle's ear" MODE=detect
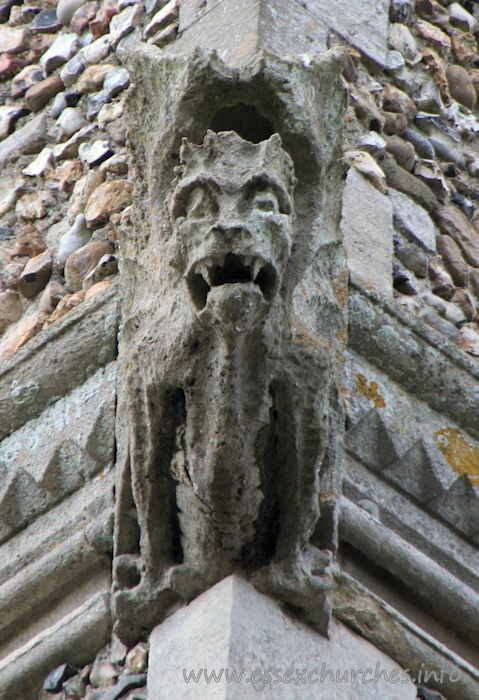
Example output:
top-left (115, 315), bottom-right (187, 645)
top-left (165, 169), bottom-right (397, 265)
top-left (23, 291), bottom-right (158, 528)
top-left (203, 129), bottom-right (219, 155)
top-left (268, 133), bottom-right (283, 148)
top-left (179, 137), bottom-right (194, 165)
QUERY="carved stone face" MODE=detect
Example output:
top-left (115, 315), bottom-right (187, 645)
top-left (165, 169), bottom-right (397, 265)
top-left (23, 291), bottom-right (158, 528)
top-left (169, 131), bottom-right (295, 329)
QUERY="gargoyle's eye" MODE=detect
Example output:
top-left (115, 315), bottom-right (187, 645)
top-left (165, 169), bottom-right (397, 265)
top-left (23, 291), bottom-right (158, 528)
top-left (246, 181), bottom-right (290, 216)
top-left (175, 186), bottom-right (217, 220)
top-left (252, 190), bottom-right (279, 214)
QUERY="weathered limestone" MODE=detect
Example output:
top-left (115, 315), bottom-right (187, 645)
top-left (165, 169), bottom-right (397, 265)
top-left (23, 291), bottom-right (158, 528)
top-left (341, 168), bottom-right (394, 297)
top-left (0, 287), bottom-right (118, 699)
top-left (113, 47), bottom-right (347, 646)
top-left (307, 0), bottom-right (390, 66)
top-left (348, 279), bottom-right (479, 438)
top-left (176, 0), bottom-right (389, 68)
top-left (334, 571), bottom-right (479, 700)
top-left (0, 592), bottom-right (111, 700)
top-left (340, 500), bottom-right (479, 644)
top-left (0, 0), bottom-right (478, 696)
top-left (0, 462), bottom-right (114, 699)
top-left (0, 285), bottom-right (118, 441)
top-left (148, 575), bottom-right (416, 699)
top-left (388, 188), bottom-right (436, 253)
top-left (341, 284), bottom-right (479, 697)
top-left (0, 364), bottom-right (116, 538)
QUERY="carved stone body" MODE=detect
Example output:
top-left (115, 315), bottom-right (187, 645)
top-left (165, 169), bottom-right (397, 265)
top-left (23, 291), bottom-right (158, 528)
top-left (113, 49), bottom-right (347, 646)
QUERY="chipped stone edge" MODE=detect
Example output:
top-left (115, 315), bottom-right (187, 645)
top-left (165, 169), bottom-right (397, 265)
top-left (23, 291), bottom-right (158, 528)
top-left (333, 569), bottom-right (479, 700)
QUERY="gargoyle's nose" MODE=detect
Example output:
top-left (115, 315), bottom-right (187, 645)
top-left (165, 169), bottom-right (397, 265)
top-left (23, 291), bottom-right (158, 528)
top-left (209, 222), bottom-right (251, 242)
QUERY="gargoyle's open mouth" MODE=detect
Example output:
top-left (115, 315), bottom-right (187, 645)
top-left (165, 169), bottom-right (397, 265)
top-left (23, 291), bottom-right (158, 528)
top-left (187, 253), bottom-right (276, 310)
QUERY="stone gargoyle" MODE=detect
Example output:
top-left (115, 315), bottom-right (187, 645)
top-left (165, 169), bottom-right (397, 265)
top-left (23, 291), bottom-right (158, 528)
top-left (113, 49), bottom-right (347, 646)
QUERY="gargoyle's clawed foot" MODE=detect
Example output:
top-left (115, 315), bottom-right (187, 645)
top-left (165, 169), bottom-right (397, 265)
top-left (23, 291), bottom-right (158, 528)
top-left (251, 546), bottom-right (333, 636)
top-left (113, 561), bottom-right (219, 646)
top-left (113, 582), bottom-right (182, 648)
top-left (161, 563), bottom-right (213, 602)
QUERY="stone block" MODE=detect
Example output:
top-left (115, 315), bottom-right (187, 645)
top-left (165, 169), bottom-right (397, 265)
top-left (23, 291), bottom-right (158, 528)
top-left (382, 440), bottom-right (447, 503)
top-left (347, 283), bottom-right (479, 439)
top-left (174, 0), bottom-right (329, 66)
top-left (346, 409), bottom-right (399, 471)
top-left (334, 568), bottom-right (479, 700)
top-left (305, 0), bottom-right (389, 67)
top-left (388, 188), bottom-right (436, 253)
top-left (177, 0), bottom-right (388, 67)
top-left (341, 168), bottom-right (394, 297)
top-left (430, 478), bottom-right (479, 542)
top-left (148, 575), bottom-right (416, 699)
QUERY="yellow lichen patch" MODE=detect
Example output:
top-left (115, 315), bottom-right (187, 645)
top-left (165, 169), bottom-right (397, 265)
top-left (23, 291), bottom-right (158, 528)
top-left (355, 373), bottom-right (386, 408)
top-left (436, 428), bottom-right (479, 485)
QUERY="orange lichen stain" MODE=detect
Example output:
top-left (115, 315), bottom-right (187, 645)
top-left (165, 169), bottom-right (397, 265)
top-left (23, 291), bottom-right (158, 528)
top-left (293, 327), bottom-right (320, 349)
top-left (308, 20), bottom-right (316, 29)
top-left (355, 373), bottom-right (386, 408)
top-left (292, 317), bottom-right (328, 351)
top-left (339, 384), bottom-right (349, 395)
top-left (332, 276), bottom-right (348, 308)
top-left (436, 428), bottom-right (479, 485)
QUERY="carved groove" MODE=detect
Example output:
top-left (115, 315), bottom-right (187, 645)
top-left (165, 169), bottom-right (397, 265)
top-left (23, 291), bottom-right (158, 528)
top-left (241, 389), bottom-right (280, 570)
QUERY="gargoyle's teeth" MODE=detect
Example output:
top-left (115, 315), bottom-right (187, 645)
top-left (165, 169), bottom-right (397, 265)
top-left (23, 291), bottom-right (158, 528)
top-left (196, 263), bottom-right (210, 281)
top-left (187, 254), bottom-right (276, 310)
top-left (252, 259), bottom-right (262, 281)
top-left (202, 258), bottom-right (214, 284)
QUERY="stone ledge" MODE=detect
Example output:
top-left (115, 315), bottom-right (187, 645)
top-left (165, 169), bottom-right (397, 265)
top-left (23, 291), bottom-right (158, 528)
top-left (333, 570), bottom-right (479, 700)
top-left (0, 506), bottom-right (112, 649)
top-left (343, 458), bottom-right (479, 594)
top-left (339, 498), bottom-right (479, 648)
top-left (0, 285), bottom-right (119, 441)
top-left (0, 363), bottom-right (116, 540)
top-left (0, 473), bottom-right (113, 589)
top-left (0, 475), bottom-right (113, 699)
top-left (348, 277), bottom-right (479, 438)
top-left (0, 592), bottom-right (111, 700)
